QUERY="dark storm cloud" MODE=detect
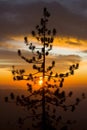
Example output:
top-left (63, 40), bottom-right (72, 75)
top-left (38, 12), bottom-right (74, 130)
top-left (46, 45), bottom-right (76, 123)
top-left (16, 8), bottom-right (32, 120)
top-left (56, 55), bottom-right (81, 63)
top-left (0, 0), bottom-right (87, 50)
top-left (46, 54), bottom-right (81, 72)
top-left (81, 50), bottom-right (87, 53)
top-left (0, 48), bottom-right (81, 71)
top-left (0, 48), bottom-right (34, 68)
top-left (0, 0), bottom-right (87, 46)
top-left (66, 41), bottom-right (82, 46)
top-left (55, 54), bottom-right (81, 72)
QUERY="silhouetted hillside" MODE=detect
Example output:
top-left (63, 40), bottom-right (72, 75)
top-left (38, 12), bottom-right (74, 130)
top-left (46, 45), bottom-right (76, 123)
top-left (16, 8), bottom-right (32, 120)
top-left (0, 89), bottom-right (87, 130)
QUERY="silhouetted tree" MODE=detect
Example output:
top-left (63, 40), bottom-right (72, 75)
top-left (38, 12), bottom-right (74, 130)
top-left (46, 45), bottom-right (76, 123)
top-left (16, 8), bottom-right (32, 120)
top-left (5, 8), bottom-right (85, 130)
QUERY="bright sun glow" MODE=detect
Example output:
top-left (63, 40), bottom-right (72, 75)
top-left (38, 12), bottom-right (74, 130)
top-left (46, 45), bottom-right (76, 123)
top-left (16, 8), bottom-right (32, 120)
top-left (39, 77), bottom-right (43, 85)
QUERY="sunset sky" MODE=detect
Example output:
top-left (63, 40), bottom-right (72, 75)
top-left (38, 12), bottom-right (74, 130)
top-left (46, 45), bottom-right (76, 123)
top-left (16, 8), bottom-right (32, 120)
top-left (0, 0), bottom-right (87, 90)
top-left (0, 1), bottom-right (87, 130)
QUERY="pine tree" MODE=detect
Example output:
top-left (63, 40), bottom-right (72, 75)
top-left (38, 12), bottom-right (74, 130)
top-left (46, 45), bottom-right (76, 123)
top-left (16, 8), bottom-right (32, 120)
top-left (5, 8), bottom-right (85, 130)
